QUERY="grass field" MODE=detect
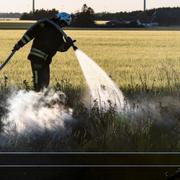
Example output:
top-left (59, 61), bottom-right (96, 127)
top-left (0, 29), bottom-right (179, 151)
top-left (0, 30), bottom-right (180, 94)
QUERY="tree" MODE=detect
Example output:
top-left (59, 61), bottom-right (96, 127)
top-left (71, 4), bottom-right (95, 27)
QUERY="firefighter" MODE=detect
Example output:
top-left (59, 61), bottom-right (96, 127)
top-left (13, 12), bottom-right (75, 92)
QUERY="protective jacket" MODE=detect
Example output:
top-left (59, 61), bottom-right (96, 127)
top-left (17, 18), bottom-right (71, 64)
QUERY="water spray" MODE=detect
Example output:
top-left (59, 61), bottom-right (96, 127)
top-left (60, 28), bottom-right (125, 111)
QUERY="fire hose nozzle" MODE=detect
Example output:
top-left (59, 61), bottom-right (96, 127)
top-left (71, 39), bottom-right (78, 51)
top-left (72, 44), bottom-right (78, 51)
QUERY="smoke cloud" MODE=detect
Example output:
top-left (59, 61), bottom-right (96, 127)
top-left (0, 89), bottom-right (74, 147)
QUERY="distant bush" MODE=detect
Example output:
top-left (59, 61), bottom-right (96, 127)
top-left (20, 9), bottom-right (58, 20)
top-left (0, 13), bottom-right (21, 19)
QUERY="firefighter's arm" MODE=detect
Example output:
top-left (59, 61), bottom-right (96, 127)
top-left (58, 36), bottom-right (76, 52)
top-left (13, 20), bottom-right (45, 51)
top-left (13, 33), bottom-right (32, 51)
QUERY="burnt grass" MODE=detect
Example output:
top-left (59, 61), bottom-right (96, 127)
top-left (0, 80), bottom-right (179, 152)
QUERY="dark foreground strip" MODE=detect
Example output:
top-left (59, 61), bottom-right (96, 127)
top-left (0, 152), bottom-right (179, 180)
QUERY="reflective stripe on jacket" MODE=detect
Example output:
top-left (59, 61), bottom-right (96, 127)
top-left (19, 34), bottom-right (32, 46)
top-left (29, 48), bottom-right (48, 61)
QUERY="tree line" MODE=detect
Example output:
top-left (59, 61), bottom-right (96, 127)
top-left (95, 7), bottom-right (180, 26)
top-left (1, 5), bottom-right (180, 26)
top-left (20, 4), bottom-right (95, 27)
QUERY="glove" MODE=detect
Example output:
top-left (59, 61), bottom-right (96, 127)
top-left (13, 43), bottom-right (21, 51)
top-left (66, 36), bottom-right (76, 46)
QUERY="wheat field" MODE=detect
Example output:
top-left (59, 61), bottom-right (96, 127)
top-left (0, 30), bottom-right (180, 93)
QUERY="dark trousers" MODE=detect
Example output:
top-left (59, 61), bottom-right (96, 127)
top-left (31, 60), bottom-right (50, 92)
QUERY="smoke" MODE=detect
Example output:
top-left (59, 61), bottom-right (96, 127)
top-left (1, 89), bottom-right (74, 141)
top-left (75, 49), bottom-right (125, 112)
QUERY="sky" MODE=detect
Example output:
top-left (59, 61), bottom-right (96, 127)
top-left (0, 0), bottom-right (180, 13)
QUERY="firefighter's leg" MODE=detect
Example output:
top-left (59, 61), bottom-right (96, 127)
top-left (31, 60), bottom-right (50, 92)
top-left (42, 63), bottom-right (50, 88)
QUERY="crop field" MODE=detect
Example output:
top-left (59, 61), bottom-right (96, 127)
top-left (0, 30), bottom-right (180, 92)
top-left (0, 29), bottom-right (179, 152)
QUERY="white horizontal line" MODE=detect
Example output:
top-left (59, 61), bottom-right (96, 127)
top-left (0, 152), bottom-right (180, 155)
top-left (0, 165), bottom-right (180, 168)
